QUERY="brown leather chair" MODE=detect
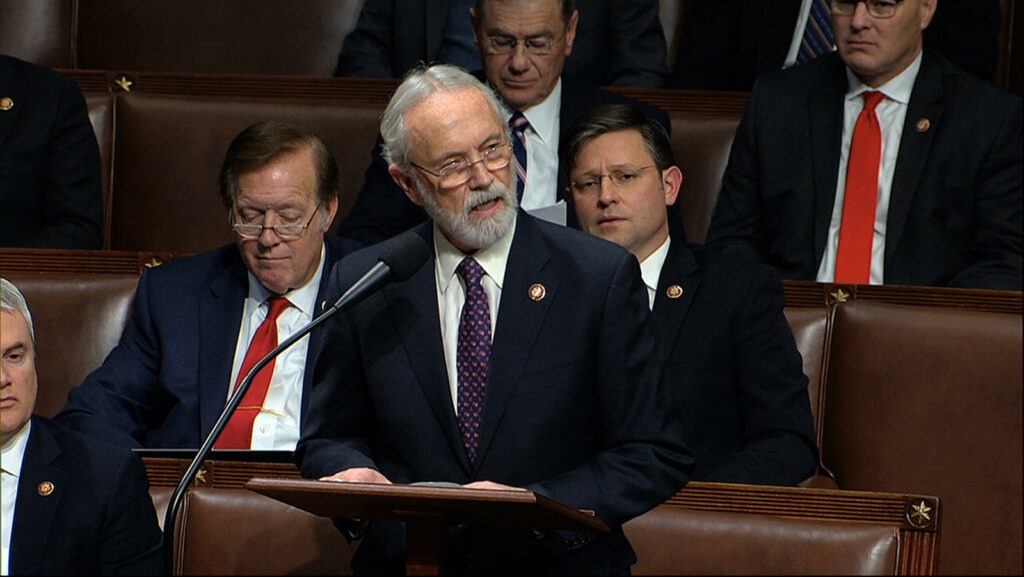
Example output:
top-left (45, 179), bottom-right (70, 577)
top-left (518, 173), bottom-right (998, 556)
top-left (75, 0), bottom-right (364, 76)
top-left (659, 0), bottom-right (695, 72)
top-left (4, 269), bottom-right (139, 418)
top-left (109, 91), bottom-right (382, 253)
top-left (822, 299), bottom-right (1023, 575)
top-left (670, 114), bottom-right (740, 243)
top-left (173, 487), bottom-right (358, 575)
top-left (84, 91), bottom-right (115, 248)
top-left (0, 0), bottom-right (75, 69)
top-left (783, 306), bottom-right (832, 442)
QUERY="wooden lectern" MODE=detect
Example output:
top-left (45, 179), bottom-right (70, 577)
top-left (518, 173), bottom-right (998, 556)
top-left (246, 477), bottom-right (609, 576)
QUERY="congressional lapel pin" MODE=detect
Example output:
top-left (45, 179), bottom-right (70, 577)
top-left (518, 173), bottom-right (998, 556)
top-left (666, 285), bottom-right (684, 299)
top-left (528, 283), bottom-right (546, 301)
top-left (915, 118), bottom-right (930, 133)
top-left (321, 300), bottom-right (327, 312)
top-left (0, 97), bottom-right (13, 111)
top-left (38, 481), bottom-right (55, 496)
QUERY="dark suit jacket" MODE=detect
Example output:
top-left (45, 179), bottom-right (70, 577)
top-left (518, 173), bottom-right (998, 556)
top-left (0, 55), bottom-right (103, 249)
top-left (298, 214), bottom-right (693, 574)
top-left (54, 237), bottom-right (360, 448)
top-left (706, 50), bottom-right (1022, 290)
top-left (653, 241), bottom-right (816, 485)
top-left (337, 77), bottom-right (671, 245)
top-left (668, 0), bottom-right (1002, 90)
top-left (9, 417), bottom-right (162, 575)
top-left (334, 0), bottom-right (668, 88)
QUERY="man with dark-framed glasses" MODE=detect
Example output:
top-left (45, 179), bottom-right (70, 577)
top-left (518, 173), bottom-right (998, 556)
top-left (55, 121), bottom-right (362, 449)
top-left (706, 0), bottom-right (1021, 290)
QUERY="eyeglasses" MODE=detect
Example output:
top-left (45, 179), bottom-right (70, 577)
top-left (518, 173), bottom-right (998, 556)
top-left (832, 0), bottom-right (905, 19)
top-left (570, 166), bottom-right (657, 195)
top-left (411, 142), bottom-right (513, 189)
top-left (484, 34), bottom-right (564, 56)
top-left (231, 209), bottom-right (318, 240)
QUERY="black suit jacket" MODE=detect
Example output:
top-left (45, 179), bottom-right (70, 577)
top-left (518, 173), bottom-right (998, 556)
top-left (653, 241), bottom-right (816, 485)
top-left (706, 50), bottom-right (1022, 290)
top-left (0, 55), bottom-right (103, 249)
top-left (337, 76), bottom-right (671, 245)
top-left (299, 215), bottom-right (693, 574)
top-left (9, 417), bottom-right (162, 575)
top-left (334, 0), bottom-right (668, 88)
top-left (669, 0), bottom-right (1002, 90)
top-left (55, 237), bottom-right (361, 448)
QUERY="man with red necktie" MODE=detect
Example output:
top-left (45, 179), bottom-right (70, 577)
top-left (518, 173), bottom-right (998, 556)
top-left (706, 0), bottom-right (1022, 290)
top-left (55, 122), bottom-right (362, 449)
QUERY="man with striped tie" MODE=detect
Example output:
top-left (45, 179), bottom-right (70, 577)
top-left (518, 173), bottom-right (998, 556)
top-left (706, 0), bottom-right (1022, 290)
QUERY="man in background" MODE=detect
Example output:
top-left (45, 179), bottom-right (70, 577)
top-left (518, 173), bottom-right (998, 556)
top-left (55, 122), bottom-right (362, 449)
top-left (706, 0), bottom-right (1022, 289)
top-left (565, 103), bottom-right (817, 485)
top-left (2, 277), bottom-right (162, 575)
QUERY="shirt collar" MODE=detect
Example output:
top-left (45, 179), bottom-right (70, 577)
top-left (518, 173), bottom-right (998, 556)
top-left (845, 51), bottom-right (922, 105)
top-left (435, 214), bottom-right (517, 295)
top-left (514, 78), bottom-right (562, 146)
top-left (1, 419), bottom-right (32, 478)
top-left (246, 243), bottom-right (326, 318)
top-left (639, 236), bottom-right (671, 309)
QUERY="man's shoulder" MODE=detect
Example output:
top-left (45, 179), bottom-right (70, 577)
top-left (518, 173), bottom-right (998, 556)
top-left (684, 243), bottom-right (784, 293)
top-left (30, 416), bottom-right (145, 474)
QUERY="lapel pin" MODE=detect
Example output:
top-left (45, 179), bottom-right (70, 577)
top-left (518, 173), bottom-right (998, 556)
top-left (0, 97), bottom-right (13, 111)
top-left (321, 300), bottom-right (327, 311)
top-left (37, 481), bottom-right (54, 496)
top-left (666, 285), bottom-right (684, 299)
top-left (916, 118), bottom-right (930, 133)
top-left (528, 283), bottom-right (546, 301)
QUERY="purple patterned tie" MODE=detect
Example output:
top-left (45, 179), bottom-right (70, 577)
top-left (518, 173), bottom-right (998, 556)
top-left (456, 257), bottom-right (491, 463)
top-left (509, 111), bottom-right (529, 201)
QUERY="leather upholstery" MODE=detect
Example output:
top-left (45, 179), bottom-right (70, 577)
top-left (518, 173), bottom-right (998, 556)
top-left (84, 92), bottom-right (115, 247)
top-left (0, 0), bottom-right (75, 69)
top-left (669, 114), bottom-right (740, 243)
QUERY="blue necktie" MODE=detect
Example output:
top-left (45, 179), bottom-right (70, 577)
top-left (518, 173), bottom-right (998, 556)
top-left (456, 257), bottom-right (491, 462)
top-left (509, 112), bottom-right (529, 201)
top-left (798, 0), bottom-right (835, 63)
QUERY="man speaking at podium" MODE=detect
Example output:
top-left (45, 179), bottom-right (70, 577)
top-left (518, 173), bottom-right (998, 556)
top-left (297, 64), bottom-right (692, 575)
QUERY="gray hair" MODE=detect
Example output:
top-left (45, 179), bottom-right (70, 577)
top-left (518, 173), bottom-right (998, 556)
top-left (380, 64), bottom-right (509, 170)
top-left (1, 277), bottom-right (34, 344)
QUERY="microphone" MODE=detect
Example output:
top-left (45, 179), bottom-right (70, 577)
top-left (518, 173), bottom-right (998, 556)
top-left (161, 231), bottom-right (430, 572)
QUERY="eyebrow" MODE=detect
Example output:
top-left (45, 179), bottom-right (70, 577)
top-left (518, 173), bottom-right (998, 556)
top-left (3, 342), bottom-right (26, 357)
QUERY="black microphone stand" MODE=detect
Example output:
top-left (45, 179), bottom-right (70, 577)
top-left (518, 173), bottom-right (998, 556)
top-left (161, 300), bottom-right (342, 574)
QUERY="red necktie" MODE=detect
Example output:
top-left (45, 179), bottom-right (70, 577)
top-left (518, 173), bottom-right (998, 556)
top-left (216, 296), bottom-right (291, 449)
top-left (456, 257), bottom-right (491, 463)
top-left (835, 91), bottom-right (884, 284)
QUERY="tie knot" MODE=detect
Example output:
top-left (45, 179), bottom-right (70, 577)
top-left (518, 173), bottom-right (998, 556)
top-left (509, 111), bottom-right (529, 132)
top-left (265, 296), bottom-right (291, 321)
top-left (456, 257), bottom-right (486, 286)
top-left (862, 91), bottom-right (885, 112)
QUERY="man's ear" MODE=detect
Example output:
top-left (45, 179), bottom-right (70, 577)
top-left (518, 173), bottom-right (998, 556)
top-left (661, 165), bottom-right (683, 207)
top-left (389, 165), bottom-right (425, 207)
top-left (564, 10), bottom-right (579, 56)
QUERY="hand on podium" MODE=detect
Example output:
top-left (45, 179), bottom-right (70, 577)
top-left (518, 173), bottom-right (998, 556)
top-left (463, 480), bottom-right (528, 491)
top-left (319, 467), bottom-right (392, 484)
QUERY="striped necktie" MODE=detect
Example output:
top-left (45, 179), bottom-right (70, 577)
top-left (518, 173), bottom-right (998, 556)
top-left (798, 0), bottom-right (835, 63)
top-left (509, 112), bottom-right (529, 201)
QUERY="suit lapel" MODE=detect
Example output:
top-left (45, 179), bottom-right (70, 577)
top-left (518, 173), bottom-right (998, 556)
top-left (810, 56), bottom-right (850, 263)
top-left (198, 252), bottom-right (248, 440)
top-left (475, 216), bottom-right (557, 470)
top-left (387, 227), bottom-right (470, 470)
top-left (0, 58), bottom-right (25, 149)
top-left (652, 242), bottom-right (700, 360)
top-left (886, 53), bottom-right (944, 269)
top-left (10, 420), bottom-right (68, 575)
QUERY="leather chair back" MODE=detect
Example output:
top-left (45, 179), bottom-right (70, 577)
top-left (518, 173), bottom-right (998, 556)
top-left (822, 299), bottom-right (1023, 575)
top-left (85, 92), bottom-right (115, 248)
top-left (670, 114), bottom-right (739, 243)
top-left (0, 0), bottom-right (76, 69)
top-left (784, 306), bottom-right (832, 440)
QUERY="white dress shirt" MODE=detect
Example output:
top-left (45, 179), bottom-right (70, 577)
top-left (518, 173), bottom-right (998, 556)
top-left (639, 237), bottom-right (671, 310)
top-left (514, 79), bottom-right (562, 211)
top-left (434, 218), bottom-right (516, 413)
top-left (1, 420), bottom-right (31, 576)
top-left (817, 53), bottom-right (922, 284)
top-left (228, 245), bottom-right (326, 449)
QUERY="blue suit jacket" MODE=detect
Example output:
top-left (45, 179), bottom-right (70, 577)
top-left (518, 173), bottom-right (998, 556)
top-left (9, 417), bottom-right (162, 575)
top-left (54, 237), bottom-right (360, 448)
top-left (0, 55), bottom-right (103, 249)
top-left (707, 50), bottom-right (1022, 290)
top-left (334, 0), bottom-right (668, 88)
top-left (337, 76), bottom-right (671, 245)
top-left (653, 240), bottom-right (817, 485)
top-left (298, 214), bottom-right (692, 574)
